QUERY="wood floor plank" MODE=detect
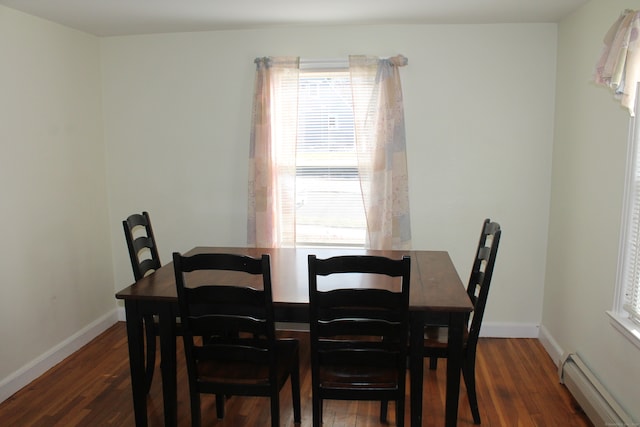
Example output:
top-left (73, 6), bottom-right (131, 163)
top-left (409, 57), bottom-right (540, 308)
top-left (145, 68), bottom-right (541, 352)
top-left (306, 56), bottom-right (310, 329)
top-left (0, 322), bottom-right (592, 426)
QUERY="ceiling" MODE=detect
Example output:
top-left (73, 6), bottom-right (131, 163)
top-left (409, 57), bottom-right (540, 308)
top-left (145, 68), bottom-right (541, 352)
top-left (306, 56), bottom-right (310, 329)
top-left (0, 0), bottom-right (589, 37)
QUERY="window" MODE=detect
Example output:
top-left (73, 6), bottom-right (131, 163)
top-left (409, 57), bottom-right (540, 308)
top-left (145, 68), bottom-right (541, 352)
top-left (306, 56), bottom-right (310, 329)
top-left (593, 9), bottom-right (640, 346)
top-left (247, 55), bottom-right (411, 250)
top-left (612, 99), bottom-right (640, 347)
top-left (295, 66), bottom-right (366, 247)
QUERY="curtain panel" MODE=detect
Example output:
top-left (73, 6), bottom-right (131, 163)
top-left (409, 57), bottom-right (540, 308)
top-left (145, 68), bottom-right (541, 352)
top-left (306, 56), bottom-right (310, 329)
top-left (349, 55), bottom-right (412, 250)
top-left (247, 57), bottom-right (300, 247)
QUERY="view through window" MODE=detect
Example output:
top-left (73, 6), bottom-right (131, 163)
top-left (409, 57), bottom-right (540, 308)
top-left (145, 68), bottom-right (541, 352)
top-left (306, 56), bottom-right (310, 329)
top-left (295, 69), bottom-right (367, 247)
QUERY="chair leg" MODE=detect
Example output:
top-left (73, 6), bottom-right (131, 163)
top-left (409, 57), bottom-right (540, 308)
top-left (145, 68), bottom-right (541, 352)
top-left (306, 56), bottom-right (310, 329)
top-left (397, 398), bottom-right (405, 427)
top-left (429, 356), bottom-right (438, 370)
top-left (270, 391), bottom-right (280, 427)
top-left (190, 392), bottom-right (202, 427)
top-left (142, 315), bottom-right (156, 394)
top-left (379, 400), bottom-right (388, 423)
top-left (462, 360), bottom-right (481, 424)
top-left (312, 395), bottom-right (322, 427)
top-left (215, 394), bottom-right (225, 419)
top-left (291, 353), bottom-right (302, 423)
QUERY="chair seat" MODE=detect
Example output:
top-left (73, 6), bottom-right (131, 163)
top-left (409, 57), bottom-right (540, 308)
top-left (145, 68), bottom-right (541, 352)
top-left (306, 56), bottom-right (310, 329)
top-left (198, 339), bottom-right (298, 386)
top-left (319, 365), bottom-right (399, 389)
top-left (424, 325), bottom-right (469, 348)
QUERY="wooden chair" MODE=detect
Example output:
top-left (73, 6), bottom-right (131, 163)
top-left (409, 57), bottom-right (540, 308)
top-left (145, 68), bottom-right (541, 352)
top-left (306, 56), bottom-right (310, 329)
top-left (307, 254), bottom-right (411, 427)
top-left (122, 211), bottom-right (165, 393)
top-left (173, 252), bottom-right (302, 427)
top-left (423, 218), bottom-right (501, 424)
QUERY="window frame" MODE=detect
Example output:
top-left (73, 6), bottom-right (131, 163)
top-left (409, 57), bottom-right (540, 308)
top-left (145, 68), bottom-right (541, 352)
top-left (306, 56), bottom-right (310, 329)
top-left (611, 102), bottom-right (640, 350)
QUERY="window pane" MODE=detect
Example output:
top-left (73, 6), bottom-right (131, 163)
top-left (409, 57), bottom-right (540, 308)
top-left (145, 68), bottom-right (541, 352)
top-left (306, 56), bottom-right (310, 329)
top-left (295, 71), bottom-right (367, 247)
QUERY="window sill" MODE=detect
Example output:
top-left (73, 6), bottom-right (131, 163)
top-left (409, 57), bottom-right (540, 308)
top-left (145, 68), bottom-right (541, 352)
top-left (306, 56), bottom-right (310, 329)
top-left (606, 310), bottom-right (640, 350)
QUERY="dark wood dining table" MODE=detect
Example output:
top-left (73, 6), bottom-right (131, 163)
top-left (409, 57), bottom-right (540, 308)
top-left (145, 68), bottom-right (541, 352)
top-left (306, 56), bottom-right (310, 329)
top-left (115, 246), bottom-right (473, 427)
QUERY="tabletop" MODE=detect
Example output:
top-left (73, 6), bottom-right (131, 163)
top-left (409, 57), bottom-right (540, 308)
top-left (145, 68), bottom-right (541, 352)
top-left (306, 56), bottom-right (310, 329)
top-left (116, 246), bottom-right (472, 314)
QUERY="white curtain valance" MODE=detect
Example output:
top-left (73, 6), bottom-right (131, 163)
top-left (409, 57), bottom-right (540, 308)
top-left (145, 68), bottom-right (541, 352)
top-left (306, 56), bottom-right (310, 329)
top-left (594, 9), bottom-right (640, 116)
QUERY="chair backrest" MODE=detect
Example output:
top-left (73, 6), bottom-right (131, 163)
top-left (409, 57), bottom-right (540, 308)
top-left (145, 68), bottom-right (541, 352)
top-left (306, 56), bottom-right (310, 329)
top-left (173, 252), bottom-right (277, 372)
top-left (466, 219), bottom-right (501, 347)
top-left (307, 254), bottom-right (411, 382)
top-left (122, 211), bottom-right (161, 281)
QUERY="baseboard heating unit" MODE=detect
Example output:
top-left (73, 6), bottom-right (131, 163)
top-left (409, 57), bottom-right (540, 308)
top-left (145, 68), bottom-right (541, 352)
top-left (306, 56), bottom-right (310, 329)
top-left (559, 353), bottom-right (635, 427)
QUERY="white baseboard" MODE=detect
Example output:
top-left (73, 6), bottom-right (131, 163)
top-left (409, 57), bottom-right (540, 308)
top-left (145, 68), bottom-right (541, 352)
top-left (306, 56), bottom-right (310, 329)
top-left (538, 324), bottom-right (564, 367)
top-left (479, 321), bottom-right (540, 338)
top-left (0, 310), bottom-right (119, 404)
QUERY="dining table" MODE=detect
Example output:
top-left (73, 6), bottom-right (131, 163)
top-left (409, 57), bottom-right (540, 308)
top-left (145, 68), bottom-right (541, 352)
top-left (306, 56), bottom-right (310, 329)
top-left (115, 246), bottom-right (473, 427)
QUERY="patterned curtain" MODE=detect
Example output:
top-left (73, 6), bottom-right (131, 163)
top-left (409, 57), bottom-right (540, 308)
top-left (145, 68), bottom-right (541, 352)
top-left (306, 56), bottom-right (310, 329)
top-left (594, 9), bottom-right (640, 116)
top-left (247, 55), bottom-right (411, 249)
top-left (247, 57), bottom-right (300, 247)
top-left (349, 55), bottom-right (412, 250)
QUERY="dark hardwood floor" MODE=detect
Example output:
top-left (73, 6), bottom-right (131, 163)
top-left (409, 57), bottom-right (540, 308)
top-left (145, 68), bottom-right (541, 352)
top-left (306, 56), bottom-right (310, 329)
top-left (0, 322), bottom-right (592, 426)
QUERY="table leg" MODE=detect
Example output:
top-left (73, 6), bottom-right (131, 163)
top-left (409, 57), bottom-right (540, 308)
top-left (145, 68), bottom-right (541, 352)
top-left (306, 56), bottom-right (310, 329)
top-left (445, 312), bottom-right (465, 427)
top-left (158, 304), bottom-right (177, 427)
top-left (409, 312), bottom-right (424, 427)
top-left (124, 300), bottom-right (147, 427)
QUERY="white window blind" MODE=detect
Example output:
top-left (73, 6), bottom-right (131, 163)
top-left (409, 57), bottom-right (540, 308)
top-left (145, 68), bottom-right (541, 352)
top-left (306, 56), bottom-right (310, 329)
top-left (620, 108), bottom-right (640, 325)
top-left (294, 63), bottom-right (368, 247)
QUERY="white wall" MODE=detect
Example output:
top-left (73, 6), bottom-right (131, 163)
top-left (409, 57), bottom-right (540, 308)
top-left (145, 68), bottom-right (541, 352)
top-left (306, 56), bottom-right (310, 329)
top-left (543, 0), bottom-right (640, 420)
top-left (0, 6), bottom-right (115, 397)
top-left (102, 24), bottom-right (558, 340)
